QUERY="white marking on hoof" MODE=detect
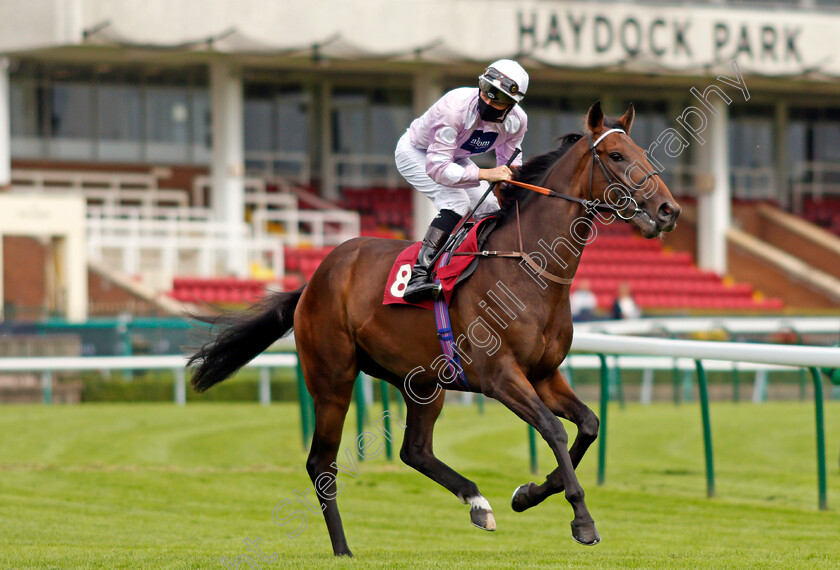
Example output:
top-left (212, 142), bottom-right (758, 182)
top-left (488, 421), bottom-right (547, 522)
top-left (468, 495), bottom-right (496, 531)
top-left (511, 484), bottom-right (528, 503)
top-left (468, 495), bottom-right (493, 512)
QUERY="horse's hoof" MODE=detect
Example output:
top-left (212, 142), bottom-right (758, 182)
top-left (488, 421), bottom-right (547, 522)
top-left (511, 482), bottom-right (537, 513)
top-left (570, 520), bottom-right (601, 545)
top-left (471, 507), bottom-right (496, 531)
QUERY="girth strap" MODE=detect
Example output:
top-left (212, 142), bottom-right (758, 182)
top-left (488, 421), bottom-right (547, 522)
top-left (451, 250), bottom-right (574, 285)
top-left (450, 200), bottom-right (575, 286)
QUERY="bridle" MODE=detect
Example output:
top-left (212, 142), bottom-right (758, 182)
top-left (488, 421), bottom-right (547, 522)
top-left (507, 127), bottom-right (661, 221)
top-left (449, 128), bottom-right (663, 285)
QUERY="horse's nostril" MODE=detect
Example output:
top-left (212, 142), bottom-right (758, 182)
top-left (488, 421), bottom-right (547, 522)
top-left (658, 202), bottom-right (678, 221)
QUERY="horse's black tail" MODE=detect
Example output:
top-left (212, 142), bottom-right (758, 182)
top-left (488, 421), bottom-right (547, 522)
top-left (187, 285), bottom-right (305, 393)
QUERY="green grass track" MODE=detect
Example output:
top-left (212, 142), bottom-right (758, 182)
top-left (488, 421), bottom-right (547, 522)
top-left (0, 401), bottom-right (838, 568)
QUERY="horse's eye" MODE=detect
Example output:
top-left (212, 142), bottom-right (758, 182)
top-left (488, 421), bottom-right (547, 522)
top-left (609, 152), bottom-right (624, 162)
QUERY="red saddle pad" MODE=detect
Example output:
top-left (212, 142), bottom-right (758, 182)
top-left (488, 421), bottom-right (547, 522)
top-left (383, 218), bottom-right (493, 309)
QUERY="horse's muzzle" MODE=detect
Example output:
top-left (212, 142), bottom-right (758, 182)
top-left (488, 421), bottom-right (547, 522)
top-left (656, 201), bottom-right (681, 232)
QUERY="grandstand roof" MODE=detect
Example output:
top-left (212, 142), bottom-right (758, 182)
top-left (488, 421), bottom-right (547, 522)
top-left (3, 0), bottom-right (840, 82)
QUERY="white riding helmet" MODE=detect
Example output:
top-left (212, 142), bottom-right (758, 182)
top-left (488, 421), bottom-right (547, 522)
top-left (478, 59), bottom-right (529, 105)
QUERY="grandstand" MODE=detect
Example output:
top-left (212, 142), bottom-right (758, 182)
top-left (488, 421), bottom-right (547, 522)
top-left (1, 0), bottom-right (840, 320)
top-left (577, 221), bottom-right (784, 312)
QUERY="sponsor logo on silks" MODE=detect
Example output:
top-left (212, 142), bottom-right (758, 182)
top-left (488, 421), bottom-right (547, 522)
top-left (460, 130), bottom-right (499, 154)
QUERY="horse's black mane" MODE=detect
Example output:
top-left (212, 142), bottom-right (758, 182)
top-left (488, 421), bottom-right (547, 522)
top-left (495, 117), bottom-right (624, 224)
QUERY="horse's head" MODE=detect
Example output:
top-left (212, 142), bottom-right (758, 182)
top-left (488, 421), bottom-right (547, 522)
top-left (584, 101), bottom-right (681, 237)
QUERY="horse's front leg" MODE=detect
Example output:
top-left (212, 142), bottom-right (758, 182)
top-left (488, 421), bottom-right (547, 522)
top-left (400, 386), bottom-right (497, 531)
top-left (486, 367), bottom-right (600, 545)
top-left (512, 368), bottom-right (600, 513)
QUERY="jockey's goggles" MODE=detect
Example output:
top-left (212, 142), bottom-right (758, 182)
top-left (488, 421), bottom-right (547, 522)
top-left (478, 67), bottom-right (524, 105)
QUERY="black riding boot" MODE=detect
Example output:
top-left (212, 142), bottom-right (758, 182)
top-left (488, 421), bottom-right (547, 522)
top-left (402, 225), bottom-right (450, 303)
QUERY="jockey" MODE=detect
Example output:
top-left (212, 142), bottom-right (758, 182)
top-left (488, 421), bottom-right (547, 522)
top-left (394, 59), bottom-right (529, 303)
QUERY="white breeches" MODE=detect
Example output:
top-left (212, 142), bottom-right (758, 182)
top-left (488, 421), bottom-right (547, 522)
top-left (394, 131), bottom-right (500, 218)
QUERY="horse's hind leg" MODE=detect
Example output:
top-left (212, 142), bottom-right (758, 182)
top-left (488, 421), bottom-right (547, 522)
top-left (299, 345), bottom-right (357, 556)
top-left (511, 369), bottom-right (599, 514)
top-left (487, 367), bottom-right (600, 545)
top-left (400, 389), bottom-right (496, 531)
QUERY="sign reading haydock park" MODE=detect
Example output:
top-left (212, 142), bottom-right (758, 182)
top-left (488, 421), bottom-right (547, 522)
top-left (513, 3), bottom-right (837, 77)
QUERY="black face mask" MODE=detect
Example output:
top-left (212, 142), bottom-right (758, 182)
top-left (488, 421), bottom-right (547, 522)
top-left (477, 96), bottom-right (511, 123)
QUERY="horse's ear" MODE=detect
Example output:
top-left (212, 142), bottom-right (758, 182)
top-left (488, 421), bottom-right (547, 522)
top-left (587, 101), bottom-right (604, 132)
top-left (618, 103), bottom-right (635, 135)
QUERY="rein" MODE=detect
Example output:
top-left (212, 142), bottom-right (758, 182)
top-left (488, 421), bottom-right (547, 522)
top-left (450, 128), bottom-right (660, 286)
top-left (505, 128), bottom-right (659, 221)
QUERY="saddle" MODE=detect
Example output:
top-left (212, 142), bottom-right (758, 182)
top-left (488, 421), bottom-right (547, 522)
top-left (383, 216), bottom-right (499, 309)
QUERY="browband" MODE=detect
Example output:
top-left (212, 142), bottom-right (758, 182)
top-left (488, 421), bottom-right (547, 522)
top-left (590, 128), bottom-right (626, 149)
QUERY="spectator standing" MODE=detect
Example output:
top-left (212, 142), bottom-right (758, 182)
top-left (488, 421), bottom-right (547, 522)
top-left (611, 281), bottom-right (641, 320)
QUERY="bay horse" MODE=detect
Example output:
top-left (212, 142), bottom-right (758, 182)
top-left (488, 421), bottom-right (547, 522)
top-left (188, 102), bottom-right (681, 556)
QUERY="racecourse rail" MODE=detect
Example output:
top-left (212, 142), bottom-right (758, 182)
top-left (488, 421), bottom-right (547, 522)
top-left (2, 325), bottom-right (837, 510)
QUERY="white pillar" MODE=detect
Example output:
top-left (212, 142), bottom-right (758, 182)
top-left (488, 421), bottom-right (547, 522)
top-left (696, 97), bottom-right (731, 275)
top-left (0, 58), bottom-right (10, 188)
top-left (64, 196), bottom-right (88, 322)
top-left (411, 74), bottom-right (443, 240)
top-left (210, 60), bottom-right (246, 277)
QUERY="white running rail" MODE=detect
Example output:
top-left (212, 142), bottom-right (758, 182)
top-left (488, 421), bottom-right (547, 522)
top-left (2, 353), bottom-right (299, 406)
top-left (571, 332), bottom-right (840, 368)
top-left (574, 317), bottom-right (840, 336)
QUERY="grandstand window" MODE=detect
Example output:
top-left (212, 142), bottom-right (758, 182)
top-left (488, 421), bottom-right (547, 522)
top-left (332, 90), bottom-right (367, 155)
top-left (192, 90), bottom-right (212, 164)
top-left (332, 87), bottom-right (410, 155)
top-left (330, 86), bottom-right (410, 188)
top-left (97, 85), bottom-right (144, 162)
top-left (244, 86), bottom-right (309, 152)
top-left (729, 105), bottom-right (775, 200)
top-left (243, 82), bottom-right (310, 178)
top-left (812, 110), bottom-right (840, 162)
top-left (145, 87), bottom-right (191, 163)
top-left (729, 106), bottom-right (775, 168)
top-left (370, 92), bottom-right (412, 155)
top-left (277, 92), bottom-right (309, 153)
top-left (789, 106), bottom-right (840, 166)
top-left (9, 81), bottom-right (44, 158)
top-left (48, 82), bottom-right (95, 160)
top-left (9, 61), bottom-right (209, 165)
top-left (327, 86), bottom-right (408, 187)
top-left (244, 99), bottom-right (273, 151)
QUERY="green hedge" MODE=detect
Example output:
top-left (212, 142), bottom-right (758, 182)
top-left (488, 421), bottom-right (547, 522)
top-left (79, 368), bottom-right (299, 402)
top-left (562, 368), bottom-right (807, 386)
